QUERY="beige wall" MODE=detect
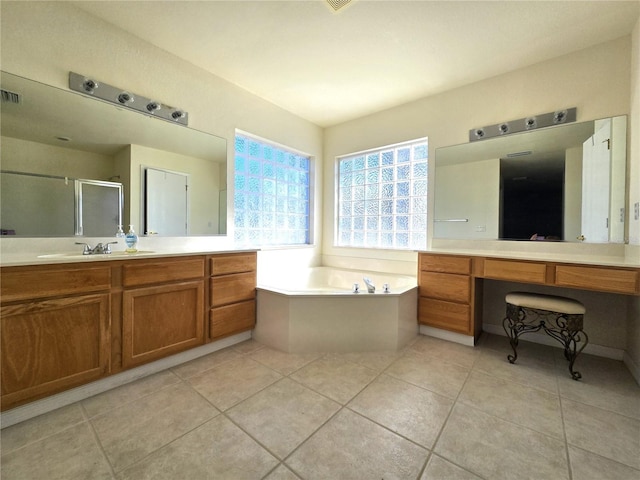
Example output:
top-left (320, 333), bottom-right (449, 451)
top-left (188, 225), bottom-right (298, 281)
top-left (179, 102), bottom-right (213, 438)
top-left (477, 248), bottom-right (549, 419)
top-left (0, 1), bottom-right (324, 265)
top-left (323, 36), bottom-right (632, 271)
top-left (626, 18), bottom-right (640, 376)
top-left (323, 35), bottom-right (636, 356)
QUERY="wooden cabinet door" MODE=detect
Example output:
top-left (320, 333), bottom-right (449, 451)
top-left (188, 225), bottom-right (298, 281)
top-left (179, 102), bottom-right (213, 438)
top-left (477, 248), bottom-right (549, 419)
top-left (122, 280), bottom-right (204, 368)
top-left (1, 293), bottom-right (111, 410)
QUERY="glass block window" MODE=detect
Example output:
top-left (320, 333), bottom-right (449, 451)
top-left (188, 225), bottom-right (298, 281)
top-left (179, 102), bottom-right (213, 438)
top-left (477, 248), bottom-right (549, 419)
top-left (336, 138), bottom-right (428, 250)
top-left (234, 132), bottom-right (311, 246)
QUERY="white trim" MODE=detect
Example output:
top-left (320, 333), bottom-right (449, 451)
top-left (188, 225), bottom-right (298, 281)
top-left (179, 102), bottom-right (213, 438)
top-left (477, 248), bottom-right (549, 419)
top-left (482, 324), bottom-right (624, 360)
top-left (0, 332), bottom-right (251, 429)
top-left (623, 351), bottom-right (640, 385)
top-left (419, 325), bottom-right (475, 346)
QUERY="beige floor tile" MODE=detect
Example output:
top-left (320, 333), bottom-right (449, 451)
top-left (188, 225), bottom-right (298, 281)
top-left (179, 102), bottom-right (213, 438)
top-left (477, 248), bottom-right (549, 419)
top-left (249, 347), bottom-right (321, 375)
top-left (287, 409), bottom-right (427, 479)
top-left (435, 404), bottom-right (569, 480)
top-left (568, 446), bottom-right (640, 480)
top-left (227, 378), bottom-right (340, 459)
top-left (118, 416), bottom-right (278, 480)
top-left (1, 423), bottom-right (113, 480)
top-left (474, 348), bottom-right (558, 393)
top-left (557, 355), bottom-right (640, 419)
top-left (1, 403), bottom-right (85, 454)
top-left (479, 333), bottom-right (557, 366)
top-left (265, 464), bottom-right (302, 480)
top-left (232, 338), bottom-right (265, 354)
top-left (458, 370), bottom-right (563, 438)
top-left (91, 382), bottom-right (218, 472)
top-left (188, 356), bottom-right (282, 410)
top-left (334, 350), bottom-right (403, 372)
top-left (562, 398), bottom-right (640, 469)
top-left (348, 374), bottom-right (453, 448)
top-left (170, 347), bottom-right (243, 379)
top-left (385, 350), bottom-right (470, 399)
top-left (421, 454), bottom-right (483, 480)
top-left (290, 354), bottom-right (378, 404)
top-left (82, 370), bottom-right (181, 418)
top-left (410, 335), bottom-right (481, 369)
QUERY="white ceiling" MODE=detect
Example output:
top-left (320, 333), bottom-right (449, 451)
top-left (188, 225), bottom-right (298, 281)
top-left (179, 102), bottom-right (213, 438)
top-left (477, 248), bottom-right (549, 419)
top-left (73, 0), bottom-right (640, 127)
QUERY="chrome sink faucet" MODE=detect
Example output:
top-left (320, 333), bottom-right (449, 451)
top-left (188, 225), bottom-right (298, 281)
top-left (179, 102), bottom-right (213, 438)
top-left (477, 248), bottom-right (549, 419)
top-left (363, 277), bottom-right (376, 293)
top-left (75, 241), bottom-right (118, 255)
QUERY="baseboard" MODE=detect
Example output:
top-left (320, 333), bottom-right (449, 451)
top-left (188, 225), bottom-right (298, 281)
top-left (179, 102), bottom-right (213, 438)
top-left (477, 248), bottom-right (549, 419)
top-left (482, 324), bottom-right (624, 360)
top-left (0, 332), bottom-right (251, 429)
top-left (623, 351), bottom-right (640, 385)
top-left (419, 325), bottom-right (475, 347)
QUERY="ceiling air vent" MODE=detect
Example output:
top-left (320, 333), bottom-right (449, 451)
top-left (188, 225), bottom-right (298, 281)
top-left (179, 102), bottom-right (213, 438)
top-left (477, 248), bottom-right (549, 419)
top-left (1, 89), bottom-right (21, 104)
top-left (326, 0), bottom-right (352, 11)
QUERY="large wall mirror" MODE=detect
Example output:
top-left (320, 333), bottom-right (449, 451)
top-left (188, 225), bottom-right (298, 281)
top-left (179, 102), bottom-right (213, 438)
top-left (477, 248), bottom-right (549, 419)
top-left (433, 115), bottom-right (627, 243)
top-left (0, 71), bottom-right (227, 238)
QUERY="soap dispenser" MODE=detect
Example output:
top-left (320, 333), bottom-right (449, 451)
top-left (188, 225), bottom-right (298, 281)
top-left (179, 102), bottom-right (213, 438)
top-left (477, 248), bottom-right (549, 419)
top-left (125, 225), bottom-right (138, 253)
top-left (115, 225), bottom-right (125, 238)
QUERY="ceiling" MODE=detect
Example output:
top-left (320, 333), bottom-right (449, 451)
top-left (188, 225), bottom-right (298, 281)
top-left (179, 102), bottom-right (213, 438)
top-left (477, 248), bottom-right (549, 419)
top-left (73, 1), bottom-right (640, 128)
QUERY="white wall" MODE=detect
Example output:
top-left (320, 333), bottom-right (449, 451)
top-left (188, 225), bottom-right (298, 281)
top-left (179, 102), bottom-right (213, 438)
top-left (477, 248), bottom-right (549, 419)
top-left (0, 1), bottom-right (324, 266)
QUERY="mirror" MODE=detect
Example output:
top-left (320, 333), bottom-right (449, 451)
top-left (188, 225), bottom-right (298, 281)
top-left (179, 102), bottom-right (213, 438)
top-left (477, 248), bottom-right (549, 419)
top-left (433, 116), bottom-right (627, 243)
top-left (0, 71), bottom-right (227, 237)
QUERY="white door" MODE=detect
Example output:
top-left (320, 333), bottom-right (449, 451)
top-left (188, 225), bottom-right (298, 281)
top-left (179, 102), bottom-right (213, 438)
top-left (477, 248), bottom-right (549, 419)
top-left (145, 168), bottom-right (188, 235)
top-left (581, 119), bottom-right (611, 243)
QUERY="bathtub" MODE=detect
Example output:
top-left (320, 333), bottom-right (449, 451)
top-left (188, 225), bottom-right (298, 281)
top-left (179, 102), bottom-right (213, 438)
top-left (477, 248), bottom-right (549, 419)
top-left (255, 267), bottom-right (418, 353)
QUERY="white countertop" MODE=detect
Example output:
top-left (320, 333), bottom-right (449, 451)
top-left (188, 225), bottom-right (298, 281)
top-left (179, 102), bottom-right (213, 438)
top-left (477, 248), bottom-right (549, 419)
top-left (0, 236), bottom-right (256, 267)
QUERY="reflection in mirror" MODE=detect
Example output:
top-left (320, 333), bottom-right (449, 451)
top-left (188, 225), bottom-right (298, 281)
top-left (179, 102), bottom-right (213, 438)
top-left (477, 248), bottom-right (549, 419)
top-left (433, 116), bottom-right (627, 243)
top-left (0, 71), bottom-right (228, 237)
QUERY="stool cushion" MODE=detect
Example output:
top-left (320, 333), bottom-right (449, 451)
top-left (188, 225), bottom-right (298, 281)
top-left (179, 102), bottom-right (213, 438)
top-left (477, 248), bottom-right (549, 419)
top-left (506, 292), bottom-right (586, 315)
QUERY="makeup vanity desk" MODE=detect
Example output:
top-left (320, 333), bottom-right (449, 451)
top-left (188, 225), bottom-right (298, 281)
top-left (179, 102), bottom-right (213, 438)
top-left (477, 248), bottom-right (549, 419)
top-left (417, 251), bottom-right (640, 340)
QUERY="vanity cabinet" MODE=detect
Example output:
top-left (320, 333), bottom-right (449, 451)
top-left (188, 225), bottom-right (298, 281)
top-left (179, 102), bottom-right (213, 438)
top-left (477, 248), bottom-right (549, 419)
top-left (0, 264), bottom-right (112, 410)
top-left (208, 252), bottom-right (256, 340)
top-left (418, 253), bottom-right (482, 336)
top-left (121, 257), bottom-right (205, 369)
top-left (418, 252), bottom-right (640, 343)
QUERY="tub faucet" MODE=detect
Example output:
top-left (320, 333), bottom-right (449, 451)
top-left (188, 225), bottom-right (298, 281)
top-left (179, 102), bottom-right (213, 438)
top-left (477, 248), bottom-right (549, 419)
top-left (363, 277), bottom-right (375, 293)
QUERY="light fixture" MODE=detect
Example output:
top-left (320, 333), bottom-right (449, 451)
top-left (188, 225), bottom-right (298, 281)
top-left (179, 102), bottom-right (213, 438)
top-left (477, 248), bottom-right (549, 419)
top-left (469, 107), bottom-right (576, 142)
top-left (117, 92), bottom-right (134, 105)
top-left (68, 72), bottom-right (188, 126)
top-left (82, 79), bottom-right (98, 94)
top-left (146, 101), bottom-right (161, 113)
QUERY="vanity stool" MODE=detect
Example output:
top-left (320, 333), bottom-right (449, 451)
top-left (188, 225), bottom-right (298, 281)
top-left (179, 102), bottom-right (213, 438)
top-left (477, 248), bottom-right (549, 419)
top-left (502, 292), bottom-right (588, 380)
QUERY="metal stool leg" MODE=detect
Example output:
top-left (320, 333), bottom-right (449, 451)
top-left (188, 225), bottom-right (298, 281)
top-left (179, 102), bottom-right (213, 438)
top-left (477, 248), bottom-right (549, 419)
top-left (543, 313), bottom-right (588, 381)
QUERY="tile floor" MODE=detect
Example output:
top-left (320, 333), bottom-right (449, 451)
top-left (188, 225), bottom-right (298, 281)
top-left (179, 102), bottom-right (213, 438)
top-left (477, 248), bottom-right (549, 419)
top-left (1, 333), bottom-right (639, 480)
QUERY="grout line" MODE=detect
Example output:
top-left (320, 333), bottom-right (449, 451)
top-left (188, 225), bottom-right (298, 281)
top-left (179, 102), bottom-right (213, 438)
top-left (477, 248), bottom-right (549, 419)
top-left (80, 402), bottom-right (118, 479)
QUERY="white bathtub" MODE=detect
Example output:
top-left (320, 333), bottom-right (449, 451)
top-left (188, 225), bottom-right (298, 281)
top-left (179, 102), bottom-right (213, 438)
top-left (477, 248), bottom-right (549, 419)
top-left (255, 267), bottom-right (418, 353)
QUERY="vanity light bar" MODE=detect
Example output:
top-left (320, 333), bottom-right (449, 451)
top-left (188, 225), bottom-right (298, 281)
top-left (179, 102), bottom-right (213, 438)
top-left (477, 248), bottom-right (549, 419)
top-left (469, 107), bottom-right (576, 142)
top-left (68, 72), bottom-right (188, 126)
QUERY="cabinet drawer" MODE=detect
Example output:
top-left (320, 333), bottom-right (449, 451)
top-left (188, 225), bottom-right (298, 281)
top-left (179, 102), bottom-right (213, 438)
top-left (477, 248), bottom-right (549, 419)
top-left (210, 300), bottom-right (256, 339)
top-left (210, 253), bottom-right (256, 276)
top-left (483, 259), bottom-right (547, 284)
top-left (420, 254), bottom-right (471, 274)
top-left (419, 297), bottom-right (470, 334)
top-left (1, 265), bottom-right (111, 302)
top-left (555, 265), bottom-right (639, 294)
top-left (210, 272), bottom-right (256, 307)
top-left (419, 271), bottom-right (470, 303)
top-left (122, 257), bottom-right (205, 287)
